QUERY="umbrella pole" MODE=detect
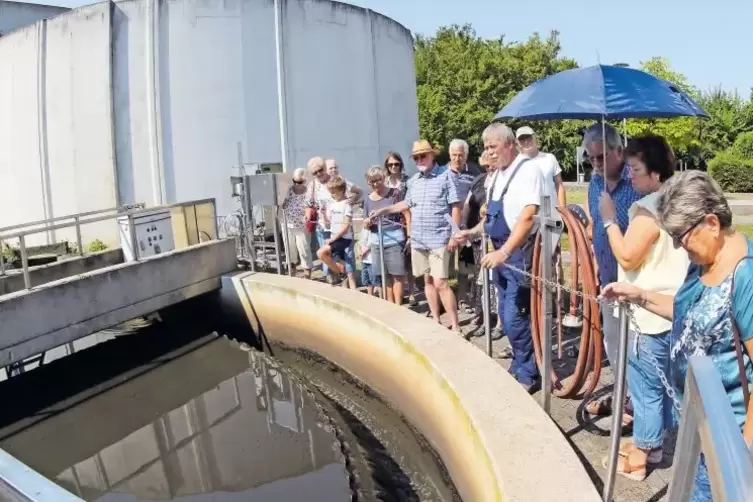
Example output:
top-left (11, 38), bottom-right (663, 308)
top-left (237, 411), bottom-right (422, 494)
top-left (602, 117), bottom-right (607, 194)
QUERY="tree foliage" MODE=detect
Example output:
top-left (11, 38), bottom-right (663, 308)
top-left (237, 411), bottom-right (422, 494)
top-left (414, 24), bottom-right (753, 181)
top-left (414, 25), bottom-right (580, 166)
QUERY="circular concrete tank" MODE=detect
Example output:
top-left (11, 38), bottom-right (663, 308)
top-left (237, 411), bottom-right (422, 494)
top-left (0, 0), bottom-right (419, 246)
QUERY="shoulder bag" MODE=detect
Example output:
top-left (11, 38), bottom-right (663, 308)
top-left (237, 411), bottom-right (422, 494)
top-left (304, 181), bottom-right (318, 233)
top-left (731, 256), bottom-right (753, 409)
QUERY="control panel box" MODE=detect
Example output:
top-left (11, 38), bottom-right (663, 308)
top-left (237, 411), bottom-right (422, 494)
top-left (118, 210), bottom-right (175, 262)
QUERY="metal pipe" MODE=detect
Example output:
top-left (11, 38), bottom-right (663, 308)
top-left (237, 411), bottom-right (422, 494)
top-left (481, 234), bottom-right (492, 357)
top-left (273, 0), bottom-right (290, 172)
top-left (602, 304), bottom-right (630, 502)
top-left (75, 216), bottom-right (83, 255)
top-left (377, 218), bottom-right (387, 300)
top-left (19, 235), bottom-right (30, 290)
top-left (272, 209), bottom-right (283, 274)
top-left (145, 0), bottom-right (165, 205)
top-left (540, 195), bottom-right (553, 414)
top-left (212, 200), bottom-right (219, 241)
top-left (128, 214), bottom-right (139, 261)
top-left (0, 237), bottom-right (5, 276)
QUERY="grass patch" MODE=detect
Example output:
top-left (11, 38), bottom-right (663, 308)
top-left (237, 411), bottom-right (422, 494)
top-left (565, 189), bottom-right (586, 205)
top-left (736, 224), bottom-right (753, 239)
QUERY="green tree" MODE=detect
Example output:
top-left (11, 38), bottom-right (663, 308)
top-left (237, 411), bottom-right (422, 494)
top-left (414, 25), bottom-right (581, 169)
top-left (625, 57), bottom-right (702, 157)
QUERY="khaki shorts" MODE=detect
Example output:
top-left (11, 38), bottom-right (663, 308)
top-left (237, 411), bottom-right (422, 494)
top-left (412, 247), bottom-right (451, 279)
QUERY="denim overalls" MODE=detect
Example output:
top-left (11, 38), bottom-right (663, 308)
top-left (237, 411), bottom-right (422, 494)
top-left (484, 159), bottom-right (538, 386)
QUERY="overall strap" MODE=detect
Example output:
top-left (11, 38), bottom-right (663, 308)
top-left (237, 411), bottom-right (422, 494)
top-left (485, 157), bottom-right (529, 207)
top-left (730, 256), bottom-right (753, 410)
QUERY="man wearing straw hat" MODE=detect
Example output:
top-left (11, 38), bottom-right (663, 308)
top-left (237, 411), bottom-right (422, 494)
top-left (582, 122), bottom-right (642, 420)
top-left (369, 139), bottom-right (462, 333)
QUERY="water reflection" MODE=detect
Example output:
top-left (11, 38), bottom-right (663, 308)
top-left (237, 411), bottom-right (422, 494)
top-left (50, 347), bottom-right (350, 501)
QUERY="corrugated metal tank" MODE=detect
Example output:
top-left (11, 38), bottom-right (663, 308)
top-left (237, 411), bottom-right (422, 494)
top-left (0, 0), bottom-right (419, 246)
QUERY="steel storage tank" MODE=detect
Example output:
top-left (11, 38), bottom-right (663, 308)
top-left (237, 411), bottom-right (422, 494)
top-left (0, 0), bottom-right (419, 246)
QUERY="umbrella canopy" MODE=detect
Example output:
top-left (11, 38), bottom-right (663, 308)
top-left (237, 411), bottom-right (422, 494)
top-left (495, 64), bottom-right (709, 121)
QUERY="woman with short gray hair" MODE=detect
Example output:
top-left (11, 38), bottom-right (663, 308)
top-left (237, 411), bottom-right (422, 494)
top-left (602, 170), bottom-right (753, 499)
top-left (281, 167), bottom-right (314, 278)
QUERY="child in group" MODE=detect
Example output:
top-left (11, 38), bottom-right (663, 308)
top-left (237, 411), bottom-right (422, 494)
top-left (316, 176), bottom-right (357, 288)
top-left (358, 226), bottom-right (380, 296)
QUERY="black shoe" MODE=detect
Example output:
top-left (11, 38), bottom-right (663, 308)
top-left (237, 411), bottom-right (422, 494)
top-left (520, 379), bottom-right (541, 395)
top-left (491, 327), bottom-right (504, 341)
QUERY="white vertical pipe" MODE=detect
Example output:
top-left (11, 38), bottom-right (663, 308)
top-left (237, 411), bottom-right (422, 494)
top-left (273, 0), bottom-right (289, 172)
top-left (36, 19), bottom-right (55, 244)
top-left (145, 0), bottom-right (165, 204)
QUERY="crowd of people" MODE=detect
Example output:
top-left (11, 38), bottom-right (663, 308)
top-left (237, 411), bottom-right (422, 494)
top-left (280, 121), bottom-right (753, 500)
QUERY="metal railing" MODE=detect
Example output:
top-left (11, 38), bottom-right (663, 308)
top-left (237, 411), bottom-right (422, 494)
top-left (0, 198), bottom-right (218, 291)
top-left (0, 448), bottom-right (83, 501)
top-left (667, 356), bottom-right (753, 502)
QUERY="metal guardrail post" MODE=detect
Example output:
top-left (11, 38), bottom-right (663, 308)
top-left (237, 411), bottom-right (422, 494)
top-left (280, 209), bottom-right (293, 276)
top-left (540, 195), bottom-right (553, 414)
top-left (212, 201), bottom-right (220, 241)
top-left (74, 216), bottom-right (84, 255)
top-left (481, 233), bottom-right (493, 357)
top-left (0, 237), bottom-right (5, 276)
top-left (603, 303), bottom-right (630, 502)
top-left (127, 213), bottom-right (139, 261)
top-left (377, 218), bottom-right (387, 300)
top-left (668, 356), bottom-right (753, 502)
top-left (18, 235), bottom-right (31, 290)
top-left (272, 209), bottom-right (283, 275)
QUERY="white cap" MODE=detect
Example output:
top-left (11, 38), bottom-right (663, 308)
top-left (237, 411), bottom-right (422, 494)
top-left (516, 126), bottom-right (535, 138)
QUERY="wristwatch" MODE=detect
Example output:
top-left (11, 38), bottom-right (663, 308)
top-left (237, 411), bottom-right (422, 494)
top-left (603, 219), bottom-right (616, 229)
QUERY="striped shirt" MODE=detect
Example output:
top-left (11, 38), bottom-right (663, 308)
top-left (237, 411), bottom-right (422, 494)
top-left (404, 167), bottom-right (460, 250)
top-left (588, 165), bottom-right (642, 286)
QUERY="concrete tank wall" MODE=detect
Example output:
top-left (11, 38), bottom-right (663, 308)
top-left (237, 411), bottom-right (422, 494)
top-left (0, 1), bottom-right (69, 36)
top-left (0, 0), bottom-right (419, 247)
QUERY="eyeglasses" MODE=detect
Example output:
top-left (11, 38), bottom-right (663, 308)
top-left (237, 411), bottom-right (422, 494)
top-left (368, 178), bottom-right (384, 185)
top-left (293, 179), bottom-right (304, 185)
top-left (387, 162), bottom-right (402, 168)
top-left (412, 153), bottom-right (428, 162)
top-left (670, 216), bottom-right (706, 246)
top-left (312, 168), bottom-right (325, 176)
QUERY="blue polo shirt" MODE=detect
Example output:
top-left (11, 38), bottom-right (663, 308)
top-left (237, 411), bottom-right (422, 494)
top-left (587, 166), bottom-right (642, 286)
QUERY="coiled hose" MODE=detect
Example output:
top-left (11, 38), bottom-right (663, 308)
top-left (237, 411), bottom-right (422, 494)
top-left (530, 205), bottom-right (603, 398)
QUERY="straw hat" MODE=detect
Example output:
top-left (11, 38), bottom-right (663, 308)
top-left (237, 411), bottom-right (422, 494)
top-left (411, 139), bottom-right (440, 156)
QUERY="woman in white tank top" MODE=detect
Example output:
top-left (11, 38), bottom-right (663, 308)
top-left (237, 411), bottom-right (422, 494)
top-left (598, 135), bottom-right (689, 481)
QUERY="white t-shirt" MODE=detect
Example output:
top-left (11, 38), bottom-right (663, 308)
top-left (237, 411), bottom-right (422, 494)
top-left (527, 151), bottom-right (562, 221)
top-left (327, 199), bottom-right (353, 239)
top-left (312, 178), bottom-right (354, 226)
top-left (487, 154), bottom-right (545, 234)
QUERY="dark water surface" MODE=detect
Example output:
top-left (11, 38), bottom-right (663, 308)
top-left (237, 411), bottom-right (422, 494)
top-left (0, 316), bottom-right (459, 502)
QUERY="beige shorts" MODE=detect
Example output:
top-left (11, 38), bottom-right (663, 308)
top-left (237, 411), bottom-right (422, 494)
top-left (411, 247), bottom-right (451, 279)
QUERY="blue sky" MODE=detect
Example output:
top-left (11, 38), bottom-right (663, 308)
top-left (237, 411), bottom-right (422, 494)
top-left (37, 0), bottom-right (752, 95)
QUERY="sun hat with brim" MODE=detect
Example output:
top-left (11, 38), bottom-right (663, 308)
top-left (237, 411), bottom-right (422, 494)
top-left (411, 139), bottom-right (440, 156)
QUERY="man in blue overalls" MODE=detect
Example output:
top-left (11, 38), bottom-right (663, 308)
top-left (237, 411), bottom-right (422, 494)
top-left (453, 123), bottom-right (546, 393)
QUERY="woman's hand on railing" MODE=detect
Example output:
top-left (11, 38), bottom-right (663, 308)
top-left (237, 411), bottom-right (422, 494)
top-left (600, 282), bottom-right (644, 304)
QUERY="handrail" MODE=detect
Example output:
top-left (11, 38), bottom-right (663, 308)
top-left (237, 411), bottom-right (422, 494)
top-left (668, 355), bottom-right (753, 502)
top-left (0, 448), bottom-right (83, 501)
top-left (0, 203), bottom-right (145, 236)
top-left (0, 198), bottom-right (218, 289)
top-left (0, 198), bottom-right (216, 241)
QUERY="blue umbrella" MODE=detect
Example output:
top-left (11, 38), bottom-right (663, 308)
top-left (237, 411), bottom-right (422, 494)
top-left (495, 64), bottom-right (709, 121)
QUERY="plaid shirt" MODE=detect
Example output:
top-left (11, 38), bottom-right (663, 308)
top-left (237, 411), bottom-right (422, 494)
top-left (404, 166), bottom-right (460, 250)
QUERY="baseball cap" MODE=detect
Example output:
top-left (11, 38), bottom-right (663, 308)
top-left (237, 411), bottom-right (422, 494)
top-left (516, 126), bottom-right (535, 138)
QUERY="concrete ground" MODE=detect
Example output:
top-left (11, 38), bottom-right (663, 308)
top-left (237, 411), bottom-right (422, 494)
top-left (296, 260), bottom-right (673, 501)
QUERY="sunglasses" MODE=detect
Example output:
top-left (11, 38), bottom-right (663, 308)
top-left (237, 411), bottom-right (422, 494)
top-left (412, 153), bottom-right (428, 162)
top-left (387, 162), bottom-right (402, 168)
top-left (312, 168), bottom-right (325, 176)
top-left (293, 179), bottom-right (304, 185)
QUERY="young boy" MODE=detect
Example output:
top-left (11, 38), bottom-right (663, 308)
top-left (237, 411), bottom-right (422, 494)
top-left (316, 176), bottom-right (357, 288)
top-left (358, 226), bottom-right (380, 296)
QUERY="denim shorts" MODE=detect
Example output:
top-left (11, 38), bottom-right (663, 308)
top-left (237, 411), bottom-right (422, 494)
top-left (330, 238), bottom-right (355, 274)
top-left (360, 262), bottom-right (381, 287)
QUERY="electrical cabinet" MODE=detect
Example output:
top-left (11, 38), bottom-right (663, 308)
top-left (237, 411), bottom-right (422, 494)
top-left (118, 210), bottom-right (175, 262)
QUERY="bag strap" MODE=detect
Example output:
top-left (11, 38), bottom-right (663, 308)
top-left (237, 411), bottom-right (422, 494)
top-left (308, 179), bottom-right (318, 208)
top-left (730, 256), bottom-right (753, 410)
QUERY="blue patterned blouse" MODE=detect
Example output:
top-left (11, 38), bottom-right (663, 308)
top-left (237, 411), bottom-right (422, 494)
top-left (587, 166), bottom-right (642, 286)
top-left (671, 238), bottom-right (753, 428)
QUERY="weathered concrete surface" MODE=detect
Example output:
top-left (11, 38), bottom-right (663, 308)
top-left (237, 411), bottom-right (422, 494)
top-left (0, 249), bottom-right (123, 295)
top-left (0, 239), bottom-right (237, 367)
top-left (222, 271), bottom-right (601, 502)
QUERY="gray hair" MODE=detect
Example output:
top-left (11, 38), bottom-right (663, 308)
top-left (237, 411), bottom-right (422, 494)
top-left (307, 156), bottom-right (325, 171)
top-left (365, 164), bottom-right (387, 181)
top-left (582, 122), bottom-right (623, 151)
top-left (449, 138), bottom-right (469, 153)
top-left (481, 123), bottom-right (516, 145)
top-left (292, 167), bottom-right (306, 181)
top-left (657, 170), bottom-right (733, 234)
